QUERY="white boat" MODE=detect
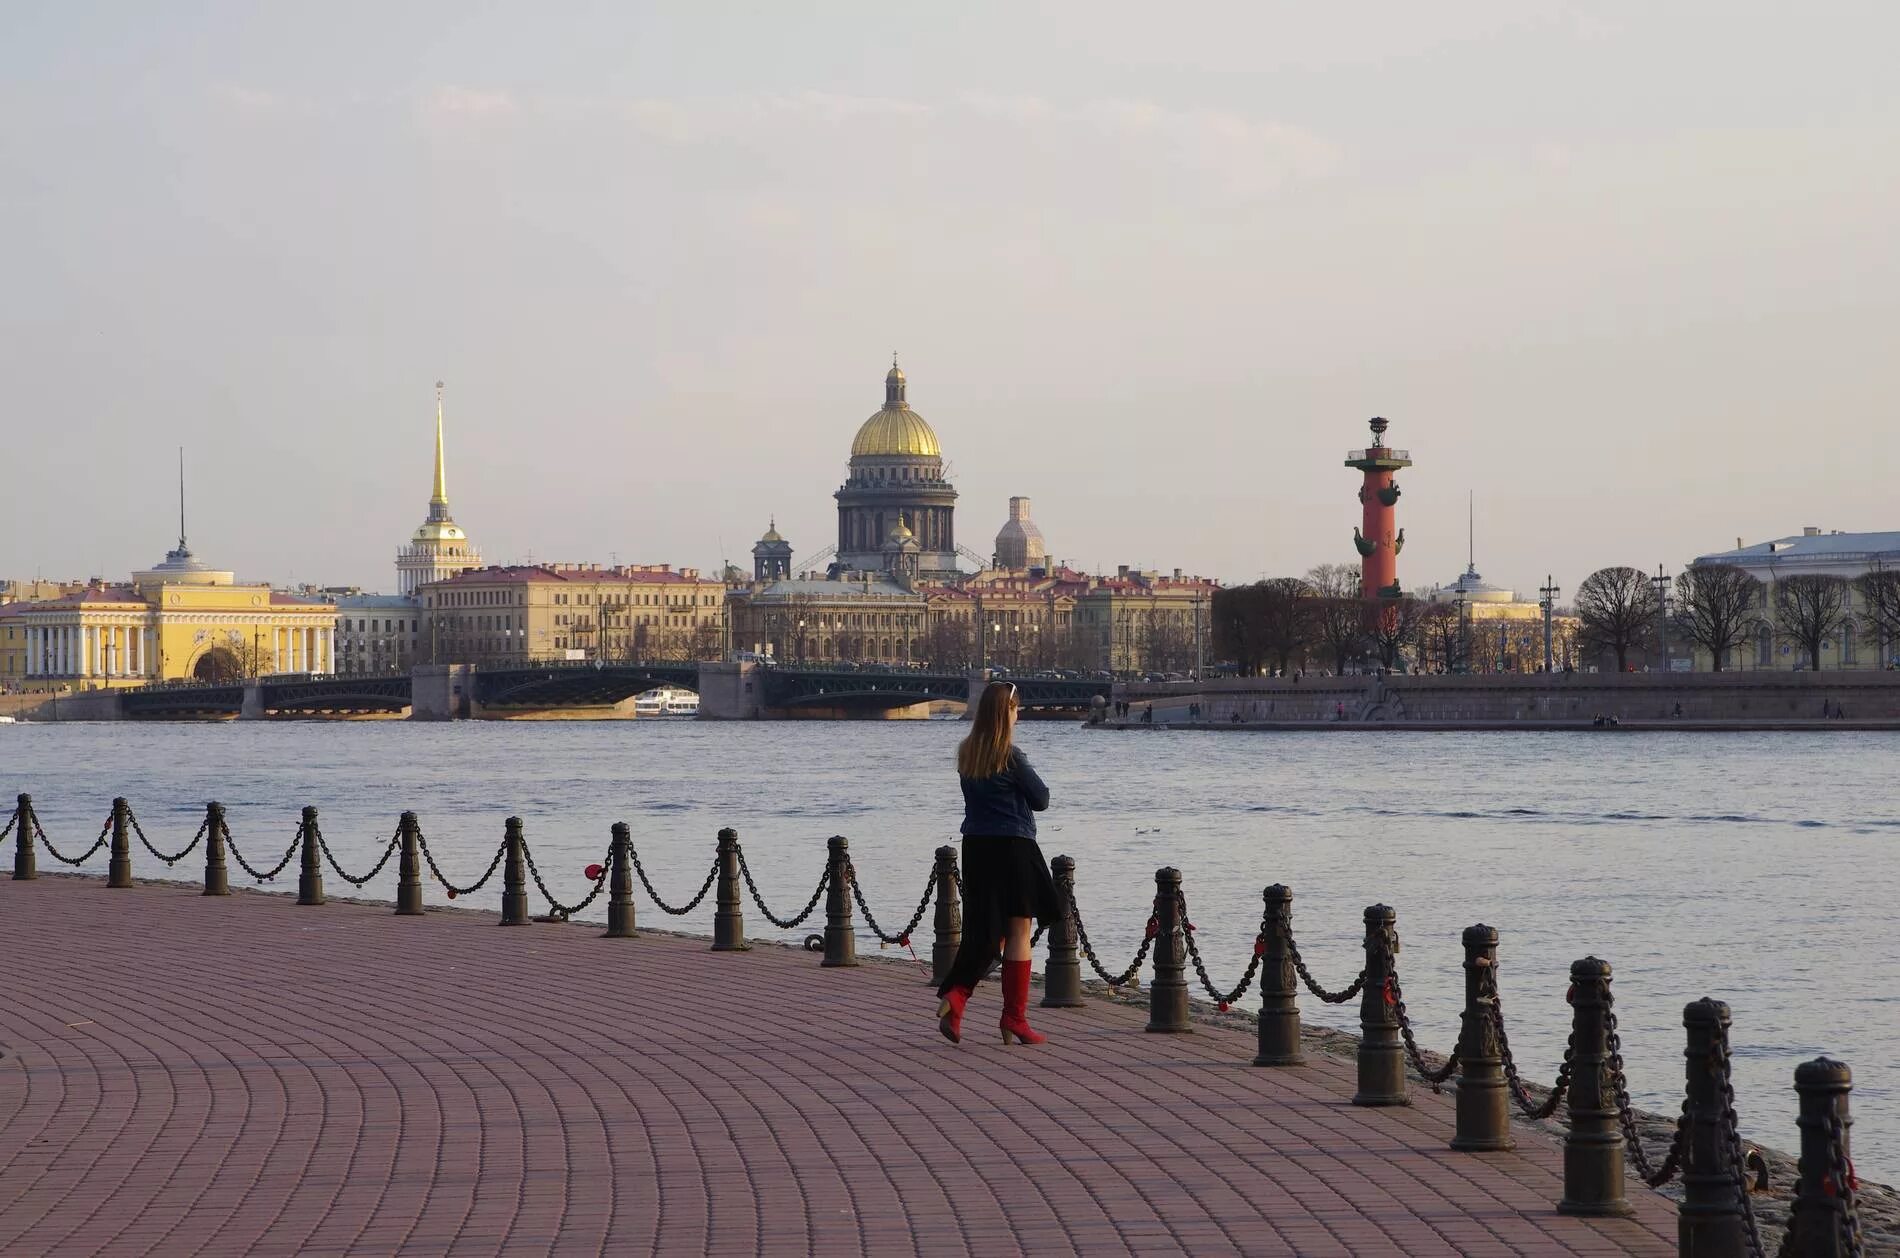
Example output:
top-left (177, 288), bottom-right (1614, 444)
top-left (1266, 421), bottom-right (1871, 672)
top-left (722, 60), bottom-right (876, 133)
top-left (633, 687), bottom-right (699, 718)
top-left (0, 714), bottom-right (15, 724)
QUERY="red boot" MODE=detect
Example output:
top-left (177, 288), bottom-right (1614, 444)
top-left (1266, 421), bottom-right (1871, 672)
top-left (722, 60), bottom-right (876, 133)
top-left (937, 985), bottom-right (972, 1043)
top-left (999, 960), bottom-right (1046, 1046)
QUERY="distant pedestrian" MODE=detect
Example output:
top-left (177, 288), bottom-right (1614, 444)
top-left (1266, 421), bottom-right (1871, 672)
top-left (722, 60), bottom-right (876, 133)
top-left (937, 681), bottom-right (1057, 1047)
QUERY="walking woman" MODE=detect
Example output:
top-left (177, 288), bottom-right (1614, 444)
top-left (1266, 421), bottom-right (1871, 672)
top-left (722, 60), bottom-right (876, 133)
top-left (936, 681), bottom-right (1059, 1046)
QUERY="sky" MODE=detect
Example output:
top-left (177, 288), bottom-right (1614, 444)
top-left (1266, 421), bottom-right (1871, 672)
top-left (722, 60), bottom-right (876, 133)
top-left (4, 2), bottom-right (1897, 599)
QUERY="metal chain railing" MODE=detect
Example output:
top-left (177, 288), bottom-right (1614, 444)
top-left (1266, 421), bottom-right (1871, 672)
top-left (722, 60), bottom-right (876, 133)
top-left (1819, 1110), bottom-right (1863, 1258)
top-left (1070, 897), bottom-right (1157, 987)
top-left (1707, 1030), bottom-right (1772, 1258)
top-left (1283, 916), bottom-right (1366, 1004)
top-left (845, 860), bottom-right (934, 945)
top-left (1177, 890), bottom-right (1264, 1006)
top-left (733, 845), bottom-right (829, 929)
top-left (1382, 943), bottom-right (1458, 1092)
top-left (35, 816), bottom-right (113, 867)
top-left (521, 841), bottom-right (610, 916)
top-left (223, 819), bottom-right (302, 882)
top-left (415, 829), bottom-right (507, 897)
top-left (1604, 997), bottom-right (1691, 1185)
top-left (629, 849), bottom-right (718, 916)
top-left (1489, 967), bottom-right (1573, 1119)
top-left (0, 809), bottom-right (19, 845)
top-left (311, 823), bottom-right (401, 888)
top-left (125, 807), bottom-right (208, 867)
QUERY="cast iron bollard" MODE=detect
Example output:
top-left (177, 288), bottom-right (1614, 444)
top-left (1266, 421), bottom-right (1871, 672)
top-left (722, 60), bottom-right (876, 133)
top-left (11, 793), bottom-right (35, 881)
top-left (929, 844), bottom-right (962, 986)
top-left (1041, 855), bottom-right (1083, 1007)
top-left (1787, 1056), bottom-right (1857, 1258)
top-left (821, 835), bottom-right (857, 967)
top-left (1253, 884), bottom-right (1303, 1066)
top-left (394, 812), bottom-right (422, 915)
top-left (1145, 867), bottom-right (1191, 1033)
top-left (1451, 924), bottom-right (1511, 1150)
top-left (712, 828), bottom-right (745, 951)
top-left (1353, 904), bottom-right (1407, 1106)
top-left (605, 822), bottom-right (636, 939)
top-left (297, 806), bottom-right (324, 906)
top-left (203, 802), bottom-right (230, 896)
top-left (1678, 998), bottom-right (1742, 1256)
top-left (500, 817), bottom-right (527, 926)
top-left (1557, 956), bottom-right (1634, 1216)
top-left (108, 797), bottom-right (133, 888)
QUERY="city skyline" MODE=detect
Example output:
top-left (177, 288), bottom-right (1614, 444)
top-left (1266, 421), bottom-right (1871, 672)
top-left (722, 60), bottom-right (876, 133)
top-left (5, 3), bottom-right (1896, 598)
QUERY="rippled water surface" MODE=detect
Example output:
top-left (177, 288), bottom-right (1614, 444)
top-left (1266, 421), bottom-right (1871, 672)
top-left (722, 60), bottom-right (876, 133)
top-left (7, 720), bottom-right (1896, 1179)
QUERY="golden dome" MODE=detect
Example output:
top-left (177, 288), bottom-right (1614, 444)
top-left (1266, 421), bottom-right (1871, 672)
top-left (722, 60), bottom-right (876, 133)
top-left (851, 407), bottom-right (942, 458)
top-left (850, 357), bottom-right (942, 459)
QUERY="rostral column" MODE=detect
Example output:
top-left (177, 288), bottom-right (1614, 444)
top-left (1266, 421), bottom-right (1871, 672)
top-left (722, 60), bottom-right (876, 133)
top-left (1345, 417), bottom-right (1411, 601)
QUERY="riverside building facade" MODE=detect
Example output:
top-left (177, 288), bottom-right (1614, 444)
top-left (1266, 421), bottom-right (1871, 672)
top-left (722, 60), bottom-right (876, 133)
top-left (1692, 528), bottom-right (1900, 670)
top-left (419, 563), bottom-right (727, 665)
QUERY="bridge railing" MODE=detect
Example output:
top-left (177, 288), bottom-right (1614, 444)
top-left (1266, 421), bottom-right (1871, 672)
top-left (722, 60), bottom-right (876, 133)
top-left (3, 788), bottom-right (1856, 1256)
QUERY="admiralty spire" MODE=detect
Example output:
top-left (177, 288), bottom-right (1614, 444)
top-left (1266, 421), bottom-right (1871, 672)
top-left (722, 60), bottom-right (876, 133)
top-left (396, 381), bottom-right (482, 595)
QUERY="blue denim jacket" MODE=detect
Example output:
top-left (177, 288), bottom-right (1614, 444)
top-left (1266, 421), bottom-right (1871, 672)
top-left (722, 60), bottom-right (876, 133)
top-left (959, 747), bottom-right (1050, 839)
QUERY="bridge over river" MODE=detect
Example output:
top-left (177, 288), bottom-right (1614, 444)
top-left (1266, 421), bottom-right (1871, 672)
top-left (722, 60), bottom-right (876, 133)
top-left (72, 661), bottom-right (1110, 720)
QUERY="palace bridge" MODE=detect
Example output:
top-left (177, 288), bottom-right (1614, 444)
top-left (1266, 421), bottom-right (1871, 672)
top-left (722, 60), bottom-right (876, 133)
top-left (101, 661), bottom-right (1110, 720)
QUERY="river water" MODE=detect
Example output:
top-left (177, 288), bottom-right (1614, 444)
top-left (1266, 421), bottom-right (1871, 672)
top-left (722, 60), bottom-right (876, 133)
top-left (5, 720), bottom-right (1896, 1180)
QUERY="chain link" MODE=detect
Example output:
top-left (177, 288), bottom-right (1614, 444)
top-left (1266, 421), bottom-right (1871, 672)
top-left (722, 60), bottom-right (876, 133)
top-left (733, 845), bottom-right (828, 928)
top-left (1822, 1111), bottom-right (1863, 1258)
top-left (520, 840), bottom-right (610, 916)
top-left (1604, 997), bottom-right (1690, 1185)
top-left (1712, 1030), bottom-right (1772, 1258)
top-left (1489, 967), bottom-right (1573, 1119)
top-left (126, 807), bottom-right (208, 866)
top-left (415, 829), bottom-right (507, 896)
top-left (34, 816), bottom-right (111, 867)
top-left (1069, 895), bottom-right (1156, 987)
top-left (1283, 916), bottom-right (1366, 1004)
top-left (311, 823), bottom-right (401, 888)
top-left (1176, 891), bottom-right (1264, 1005)
top-left (1382, 942), bottom-right (1458, 1091)
top-left (845, 861), bottom-right (934, 944)
top-left (0, 809), bottom-right (18, 845)
top-left (222, 820), bottom-right (301, 882)
top-left (629, 849), bottom-right (719, 915)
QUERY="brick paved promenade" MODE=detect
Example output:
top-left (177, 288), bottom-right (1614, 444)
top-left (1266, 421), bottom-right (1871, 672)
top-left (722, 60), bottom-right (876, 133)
top-left (0, 876), bottom-right (1679, 1256)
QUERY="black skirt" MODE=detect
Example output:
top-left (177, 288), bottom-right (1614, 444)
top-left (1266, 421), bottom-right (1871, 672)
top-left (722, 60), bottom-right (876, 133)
top-left (959, 834), bottom-right (1060, 942)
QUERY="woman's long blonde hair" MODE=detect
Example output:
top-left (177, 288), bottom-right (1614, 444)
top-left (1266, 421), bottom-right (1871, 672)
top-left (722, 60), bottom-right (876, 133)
top-left (957, 681), bottom-right (1017, 778)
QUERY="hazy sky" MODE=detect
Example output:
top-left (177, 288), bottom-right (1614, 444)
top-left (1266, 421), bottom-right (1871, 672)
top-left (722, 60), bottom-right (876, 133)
top-left (5, 2), bottom-right (1896, 599)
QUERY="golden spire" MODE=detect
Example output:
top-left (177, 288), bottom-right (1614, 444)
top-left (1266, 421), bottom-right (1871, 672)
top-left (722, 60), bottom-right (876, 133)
top-left (431, 380), bottom-right (449, 509)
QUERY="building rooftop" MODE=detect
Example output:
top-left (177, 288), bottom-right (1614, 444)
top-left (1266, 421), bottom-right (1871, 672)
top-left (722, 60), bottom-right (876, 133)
top-left (1695, 528), bottom-right (1900, 565)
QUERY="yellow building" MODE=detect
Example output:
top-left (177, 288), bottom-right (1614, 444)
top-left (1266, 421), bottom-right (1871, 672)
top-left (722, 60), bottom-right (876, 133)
top-left (420, 563), bottom-right (727, 665)
top-left (1423, 564), bottom-right (1579, 672)
top-left (0, 539), bottom-right (336, 692)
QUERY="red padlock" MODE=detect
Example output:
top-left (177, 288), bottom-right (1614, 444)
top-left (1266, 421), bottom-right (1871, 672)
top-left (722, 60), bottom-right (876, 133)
top-left (1217, 1002), bottom-right (1230, 1013)
top-left (1253, 939), bottom-right (1265, 957)
top-left (1382, 975), bottom-right (1397, 1006)
top-left (898, 934), bottom-right (910, 948)
top-left (584, 863), bottom-right (604, 881)
top-left (446, 888), bottom-right (458, 899)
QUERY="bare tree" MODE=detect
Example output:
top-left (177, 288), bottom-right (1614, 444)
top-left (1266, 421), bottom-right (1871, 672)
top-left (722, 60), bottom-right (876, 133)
top-left (1256, 578), bottom-right (1316, 674)
top-left (1672, 564), bottom-right (1762, 671)
top-left (1211, 584), bottom-right (1268, 676)
top-left (1575, 566), bottom-right (1658, 671)
top-left (1364, 596), bottom-right (1428, 671)
top-left (1419, 601), bottom-right (1462, 672)
top-left (1774, 574), bottom-right (1847, 669)
top-left (1855, 565), bottom-right (1900, 668)
top-left (1305, 563), bottom-right (1364, 673)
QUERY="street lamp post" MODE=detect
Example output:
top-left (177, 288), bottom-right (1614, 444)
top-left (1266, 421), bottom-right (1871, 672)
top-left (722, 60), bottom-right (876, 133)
top-left (1651, 565), bottom-right (1673, 673)
top-left (1454, 591), bottom-right (1469, 674)
top-left (1539, 575), bottom-right (1561, 673)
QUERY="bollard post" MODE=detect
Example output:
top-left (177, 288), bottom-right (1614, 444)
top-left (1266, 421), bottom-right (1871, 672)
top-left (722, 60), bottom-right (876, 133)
top-left (931, 844), bottom-right (962, 986)
top-left (1253, 884), bottom-right (1304, 1066)
top-left (1678, 998), bottom-right (1742, 1256)
top-left (108, 797), bottom-right (133, 888)
top-left (605, 822), bottom-right (637, 939)
top-left (297, 806), bottom-right (325, 906)
top-left (394, 812), bottom-right (422, 915)
top-left (1557, 956), bottom-right (1635, 1216)
top-left (1353, 904), bottom-right (1407, 1106)
top-left (11, 794), bottom-right (35, 881)
top-left (1040, 855), bottom-right (1082, 1007)
top-left (203, 802), bottom-right (230, 896)
top-left (500, 817), bottom-right (527, 926)
top-left (1788, 1056), bottom-right (1857, 1258)
top-left (712, 828), bottom-right (745, 951)
top-left (821, 835), bottom-right (858, 967)
top-left (1451, 924), bottom-right (1512, 1150)
top-left (1145, 867), bottom-right (1191, 1033)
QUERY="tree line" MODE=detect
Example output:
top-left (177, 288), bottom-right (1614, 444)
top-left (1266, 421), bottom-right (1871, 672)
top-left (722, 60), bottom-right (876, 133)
top-left (1212, 562), bottom-right (1900, 675)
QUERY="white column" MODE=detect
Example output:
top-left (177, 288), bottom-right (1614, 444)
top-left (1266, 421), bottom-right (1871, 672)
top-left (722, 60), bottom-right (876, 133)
top-left (322, 628), bottom-right (333, 674)
top-left (58, 626), bottom-right (69, 676)
top-left (142, 628), bottom-right (154, 678)
top-left (25, 627), bottom-right (36, 676)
